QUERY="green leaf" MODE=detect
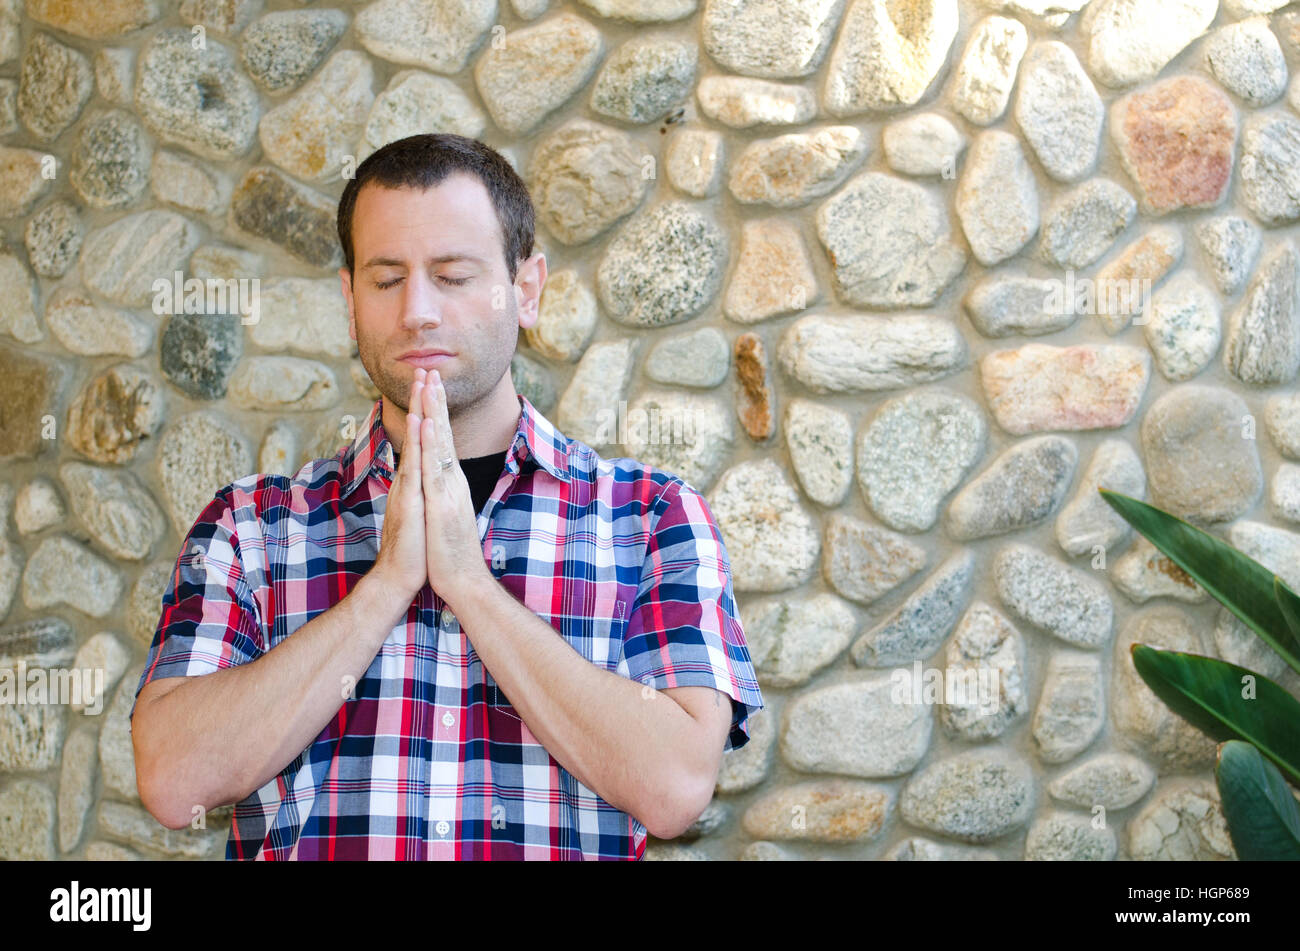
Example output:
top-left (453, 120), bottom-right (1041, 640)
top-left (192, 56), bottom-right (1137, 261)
top-left (1131, 644), bottom-right (1300, 787)
top-left (1216, 740), bottom-right (1300, 861)
top-left (1100, 489), bottom-right (1300, 674)
top-left (1276, 575), bottom-right (1300, 649)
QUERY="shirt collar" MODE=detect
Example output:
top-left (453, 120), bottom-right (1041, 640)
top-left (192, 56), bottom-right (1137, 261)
top-left (340, 392), bottom-right (572, 500)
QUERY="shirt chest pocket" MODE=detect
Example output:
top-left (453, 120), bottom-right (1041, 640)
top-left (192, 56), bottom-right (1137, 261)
top-left (487, 590), bottom-right (629, 710)
top-left (554, 590), bottom-right (628, 672)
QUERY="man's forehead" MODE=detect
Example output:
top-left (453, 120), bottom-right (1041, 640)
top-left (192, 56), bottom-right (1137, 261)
top-left (352, 176), bottom-right (504, 261)
top-left (359, 248), bottom-right (490, 268)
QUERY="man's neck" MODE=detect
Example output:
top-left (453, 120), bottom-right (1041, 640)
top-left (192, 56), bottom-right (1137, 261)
top-left (382, 379), bottom-right (521, 460)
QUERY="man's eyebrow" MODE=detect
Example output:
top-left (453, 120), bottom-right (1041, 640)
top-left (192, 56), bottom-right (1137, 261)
top-left (360, 252), bottom-right (489, 269)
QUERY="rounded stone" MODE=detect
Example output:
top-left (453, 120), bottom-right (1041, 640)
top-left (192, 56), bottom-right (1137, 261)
top-left (744, 592), bottom-right (857, 687)
top-left (160, 313), bottom-right (244, 400)
top-left (742, 779), bottom-right (892, 843)
top-left (0, 779), bottom-right (55, 860)
top-left (240, 9), bottom-right (348, 93)
top-left (1127, 780), bottom-right (1235, 860)
top-left (1037, 178), bottom-right (1137, 268)
top-left (1238, 111), bottom-right (1300, 225)
top-left (21, 535), bottom-right (123, 618)
top-left (597, 201), bottom-right (727, 328)
top-left (552, 338), bottom-right (635, 449)
top-left (69, 108), bottom-right (151, 208)
top-left (156, 412), bottom-right (252, 536)
top-left (1031, 651), bottom-right (1104, 763)
top-left (1140, 384), bottom-right (1262, 523)
top-left (66, 363), bottom-right (166, 465)
top-left (134, 29), bottom-right (260, 161)
top-left (59, 462), bottom-right (165, 561)
top-left (227, 357), bottom-right (339, 412)
top-left (945, 435), bottom-right (1078, 541)
top-left (529, 119), bottom-right (649, 246)
top-left (1144, 271), bottom-right (1221, 381)
top-left (784, 398), bottom-right (852, 507)
top-left (23, 200), bottom-right (83, 278)
top-left (14, 477), bottom-right (65, 535)
top-left (257, 49), bottom-right (375, 182)
top-left (358, 69), bottom-right (486, 162)
top-left (695, 75), bottom-right (817, 128)
top-left (1014, 40), bottom-right (1103, 182)
top-left (881, 112), bottom-right (966, 177)
top-left (1055, 438), bottom-right (1145, 559)
top-left (952, 15), bottom-right (1027, 126)
top-left (589, 35), bottom-right (697, 124)
top-left (857, 390), bottom-right (986, 533)
top-left (728, 126), bottom-right (868, 208)
top-left (815, 170), bottom-right (967, 308)
top-left (644, 327), bottom-right (729, 389)
top-left (472, 12), bottom-right (603, 136)
top-left (700, 0), bottom-right (842, 78)
top-left (664, 128), bottom-right (724, 197)
top-left (780, 673), bottom-right (933, 777)
top-left (1110, 76), bottom-right (1237, 216)
top-left (620, 390), bottom-right (733, 494)
top-left (821, 513), bottom-right (925, 605)
top-left (955, 130), bottom-right (1039, 266)
top-left (18, 33), bottom-right (93, 141)
top-left (1047, 753), bottom-right (1155, 811)
top-left (1025, 811), bottom-right (1116, 860)
top-left (941, 602), bottom-right (1028, 741)
top-left (994, 543), bottom-right (1113, 649)
top-left (1205, 15), bottom-right (1288, 106)
top-left (708, 457), bottom-right (819, 592)
top-left (1112, 607), bottom-right (1220, 771)
top-left (899, 749), bottom-right (1034, 844)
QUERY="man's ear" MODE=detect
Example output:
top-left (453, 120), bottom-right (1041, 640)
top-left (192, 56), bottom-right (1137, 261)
top-left (339, 265), bottom-right (357, 341)
top-left (515, 252), bottom-right (546, 330)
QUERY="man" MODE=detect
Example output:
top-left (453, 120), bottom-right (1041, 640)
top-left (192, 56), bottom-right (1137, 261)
top-left (130, 133), bottom-right (764, 860)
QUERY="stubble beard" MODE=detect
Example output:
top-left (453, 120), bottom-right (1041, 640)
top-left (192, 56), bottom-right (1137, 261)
top-left (355, 292), bottom-right (520, 418)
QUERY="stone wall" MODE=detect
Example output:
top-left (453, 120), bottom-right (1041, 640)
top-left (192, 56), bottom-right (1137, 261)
top-left (2, 0), bottom-right (1299, 861)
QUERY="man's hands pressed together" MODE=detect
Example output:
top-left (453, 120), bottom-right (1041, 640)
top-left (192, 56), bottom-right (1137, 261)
top-left (371, 371), bottom-right (429, 602)
top-left (415, 370), bottom-right (496, 598)
top-left (366, 369), bottom-right (734, 841)
top-left (372, 367), bottom-right (493, 605)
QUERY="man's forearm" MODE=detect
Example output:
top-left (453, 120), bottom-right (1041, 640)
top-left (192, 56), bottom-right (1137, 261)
top-left (443, 575), bottom-right (709, 840)
top-left (134, 571), bottom-right (412, 829)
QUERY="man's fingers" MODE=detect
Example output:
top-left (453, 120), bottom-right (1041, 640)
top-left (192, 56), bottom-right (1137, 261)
top-left (432, 371), bottom-right (457, 466)
top-left (422, 370), bottom-right (456, 468)
top-left (420, 384), bottom-right (444, 478)
top-left (399, 369), bottom-right (425, 480)
top-left (405, 404), bottom-right (422, 483)
top-left (421, 415), bottom-right (441, 507)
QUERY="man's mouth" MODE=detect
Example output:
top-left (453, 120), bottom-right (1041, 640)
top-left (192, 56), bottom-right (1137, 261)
top-left (398, 349), bottom-right (456, 369)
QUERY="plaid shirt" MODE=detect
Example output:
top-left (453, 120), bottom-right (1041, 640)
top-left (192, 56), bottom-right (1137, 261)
top-left (130, 393), bottom-right (764, 860)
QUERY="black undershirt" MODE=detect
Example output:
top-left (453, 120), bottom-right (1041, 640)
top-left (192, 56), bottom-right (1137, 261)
top-left (460, 450), bottom-right (510, 516)
top-left (393, 449), bottom-right (509, 517)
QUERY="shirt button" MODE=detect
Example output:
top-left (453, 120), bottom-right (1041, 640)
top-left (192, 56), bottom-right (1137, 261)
top-left (436, 820), bottom-right (449, 836)
top-left (441, 711), bottom-right (455, 728)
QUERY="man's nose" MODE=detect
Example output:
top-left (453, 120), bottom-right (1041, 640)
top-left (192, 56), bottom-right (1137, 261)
top-left (400, 271), bottom-right (442, 330)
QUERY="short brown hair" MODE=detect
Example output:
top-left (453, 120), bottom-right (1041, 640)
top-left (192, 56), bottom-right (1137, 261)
top-left (337, 133), bottom-right (535, 283)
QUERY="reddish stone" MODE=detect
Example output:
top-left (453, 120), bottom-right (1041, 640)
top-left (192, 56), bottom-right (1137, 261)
top-left (1111, 76), bottom-right (1236, 216)
top-left (734, 332), bottom-right (774, 441)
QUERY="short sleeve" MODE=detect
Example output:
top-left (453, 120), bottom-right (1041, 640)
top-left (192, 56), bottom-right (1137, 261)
top-left (621, 479), bottom-right (764, 752)
top-left (129, 488), bottom-right (266, 723)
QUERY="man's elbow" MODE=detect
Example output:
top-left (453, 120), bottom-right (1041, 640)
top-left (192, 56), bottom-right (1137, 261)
top-left (644, 770), bottom-right (714, 841)
top-left (133, 722), bottom-right (203, 830)
top-left (136, 763), bottom-right (193, 831)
